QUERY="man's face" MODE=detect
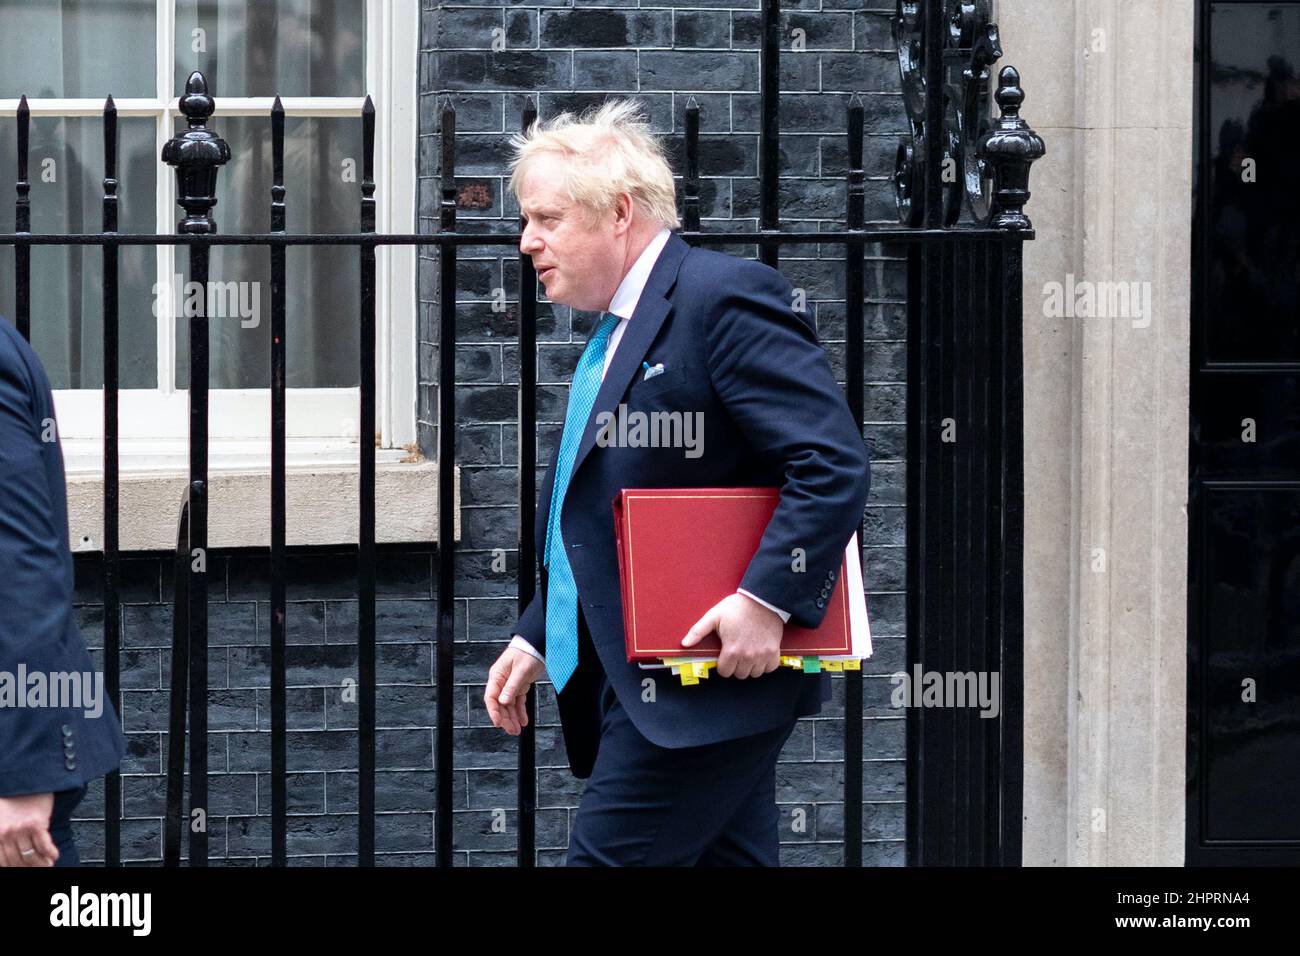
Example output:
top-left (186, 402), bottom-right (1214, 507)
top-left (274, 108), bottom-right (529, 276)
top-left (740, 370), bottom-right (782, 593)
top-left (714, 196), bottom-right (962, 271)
top-left (518, 153), bottom-right (623, 312)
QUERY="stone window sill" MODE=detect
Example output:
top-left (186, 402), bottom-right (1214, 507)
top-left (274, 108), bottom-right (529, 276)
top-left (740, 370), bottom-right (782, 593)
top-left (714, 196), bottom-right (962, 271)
top-left (61, 439), bottom-right (457, 552)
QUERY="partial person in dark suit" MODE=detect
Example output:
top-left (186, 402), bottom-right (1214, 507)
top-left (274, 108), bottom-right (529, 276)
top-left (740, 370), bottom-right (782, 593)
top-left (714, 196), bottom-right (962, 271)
top-left (482, 100), bottom-right (871, 866)
top-left (0, 315), bottom-right (126, 866)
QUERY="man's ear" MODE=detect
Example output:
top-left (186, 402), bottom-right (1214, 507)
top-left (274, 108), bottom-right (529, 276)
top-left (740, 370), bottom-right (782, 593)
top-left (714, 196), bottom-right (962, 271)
top-left (612, 192), bottom-right (636, 233)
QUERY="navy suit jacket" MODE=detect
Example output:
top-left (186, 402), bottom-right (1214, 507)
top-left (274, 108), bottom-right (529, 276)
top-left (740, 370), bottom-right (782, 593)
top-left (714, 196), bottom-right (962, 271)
top-left (514, 232), bottom-right (871, 778)
top-left (0, 316), bottom-right (126, 796)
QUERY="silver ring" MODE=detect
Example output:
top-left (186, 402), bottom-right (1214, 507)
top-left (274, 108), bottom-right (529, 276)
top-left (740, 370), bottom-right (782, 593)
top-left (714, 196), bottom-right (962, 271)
top-left (19, 848), bottom-right (36, 857)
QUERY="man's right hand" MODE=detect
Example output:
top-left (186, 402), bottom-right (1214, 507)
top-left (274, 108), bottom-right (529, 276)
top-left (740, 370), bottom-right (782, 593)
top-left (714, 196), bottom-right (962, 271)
top-left (0, 792), bottom-right (59, 867)
top-left (485, 647), bottom-right (547, 736)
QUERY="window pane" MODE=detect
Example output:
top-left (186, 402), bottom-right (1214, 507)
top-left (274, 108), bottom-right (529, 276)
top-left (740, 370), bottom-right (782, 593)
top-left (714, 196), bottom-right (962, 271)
top-left (0, 117), bottom-right (158, 390)
top-left (172, 115), bottom-right (361, 390)
top-left (1206, 3), bottom-right (1300, 362)
top-left (174, 0), bottom-right (366, 98)
top-left (0, 0), bottom-right (156, 99)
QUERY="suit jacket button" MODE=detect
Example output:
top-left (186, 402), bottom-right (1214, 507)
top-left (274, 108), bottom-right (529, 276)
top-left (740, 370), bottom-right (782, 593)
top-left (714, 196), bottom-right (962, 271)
top-left (61, 724), bottom-right (74, 737)
top-left (64, 758), bottom-right (77, 771)
top-left (815, 598), bottom-right (826, 609)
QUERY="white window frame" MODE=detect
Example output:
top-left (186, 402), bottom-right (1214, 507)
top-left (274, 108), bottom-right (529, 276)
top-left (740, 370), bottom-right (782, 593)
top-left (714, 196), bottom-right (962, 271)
top-left (2, 0), bottom-right (418, 455)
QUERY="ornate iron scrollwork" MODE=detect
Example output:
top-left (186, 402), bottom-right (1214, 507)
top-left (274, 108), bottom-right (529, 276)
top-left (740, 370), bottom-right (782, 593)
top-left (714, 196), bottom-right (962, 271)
top-left (892, 0), bottom-right (1043, 230)
top-left (893, 1), bottom-right (925, 227)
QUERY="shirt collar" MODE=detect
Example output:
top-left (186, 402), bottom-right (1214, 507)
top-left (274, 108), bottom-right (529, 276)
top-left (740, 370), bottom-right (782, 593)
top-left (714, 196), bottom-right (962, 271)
top-left (606, 227), bottom-right (673, 320)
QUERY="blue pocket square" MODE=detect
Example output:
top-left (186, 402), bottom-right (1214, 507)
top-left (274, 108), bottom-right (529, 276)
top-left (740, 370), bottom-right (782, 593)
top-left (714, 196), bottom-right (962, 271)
top-left (641, 361), bottom-right (665, 381)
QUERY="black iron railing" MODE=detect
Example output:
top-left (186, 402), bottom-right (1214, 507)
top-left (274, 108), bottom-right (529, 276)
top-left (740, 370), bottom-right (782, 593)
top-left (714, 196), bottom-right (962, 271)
top-left (1, 0), bottom-right (1041, 866)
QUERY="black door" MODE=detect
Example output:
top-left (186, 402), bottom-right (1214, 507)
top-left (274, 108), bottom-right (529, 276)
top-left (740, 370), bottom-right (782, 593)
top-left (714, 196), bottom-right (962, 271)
top-left (1189, 0), bottom-right (1300, 864)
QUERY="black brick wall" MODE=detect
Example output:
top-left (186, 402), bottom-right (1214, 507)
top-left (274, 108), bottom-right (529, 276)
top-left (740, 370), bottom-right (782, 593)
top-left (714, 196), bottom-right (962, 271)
top-left (69, 1), bottom-right (909, 867)
top-left (71, 541), bottom-right (905, 865)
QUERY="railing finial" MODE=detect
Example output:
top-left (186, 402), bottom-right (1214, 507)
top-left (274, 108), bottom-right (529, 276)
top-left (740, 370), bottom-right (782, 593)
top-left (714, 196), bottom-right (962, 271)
top-left (979, 65), bottom-right (1046, 231)
top-left (178, 70), bottom-right (214, 122)
top-left (161, 70), bottom-right (231, 235)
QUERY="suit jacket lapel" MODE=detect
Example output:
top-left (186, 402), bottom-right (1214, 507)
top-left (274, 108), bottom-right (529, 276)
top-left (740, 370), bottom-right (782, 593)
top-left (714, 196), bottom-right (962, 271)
top-left (533, 231), bottom-right (692, 560)
top-left (568, 231), bottom-right (690, 485)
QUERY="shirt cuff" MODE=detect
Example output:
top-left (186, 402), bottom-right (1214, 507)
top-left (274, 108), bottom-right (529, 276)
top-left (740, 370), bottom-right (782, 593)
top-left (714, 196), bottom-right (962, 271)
top-left (736, 588), bottom-right (791, 624)
top-left (509, 635), bottom-right (545, 663)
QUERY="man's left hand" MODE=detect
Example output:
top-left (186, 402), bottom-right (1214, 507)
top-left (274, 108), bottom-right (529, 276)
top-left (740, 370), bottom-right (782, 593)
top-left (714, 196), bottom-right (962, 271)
top-left (680, 592), bottom-right (783, 679)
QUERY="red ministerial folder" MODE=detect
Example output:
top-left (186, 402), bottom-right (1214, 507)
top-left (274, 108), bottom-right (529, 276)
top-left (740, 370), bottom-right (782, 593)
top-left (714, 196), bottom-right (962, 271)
top-left (613, 487), bottom-right (855, 663)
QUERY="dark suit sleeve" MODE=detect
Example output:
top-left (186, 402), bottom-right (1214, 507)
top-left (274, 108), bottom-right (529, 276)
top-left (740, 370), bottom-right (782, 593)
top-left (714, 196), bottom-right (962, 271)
top-left (0, 333), bottom-right (91, 795)
top-left (511, 589), bottom-right (547, 657)
top-left (704, 263), bottom-right (871, 629)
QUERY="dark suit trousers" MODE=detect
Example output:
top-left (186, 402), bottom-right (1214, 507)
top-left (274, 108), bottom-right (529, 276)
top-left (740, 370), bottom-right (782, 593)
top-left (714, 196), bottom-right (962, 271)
top-left (48, 785), bottom-right (87, 867)
top-left (566, 667), bottom-right (797, 867)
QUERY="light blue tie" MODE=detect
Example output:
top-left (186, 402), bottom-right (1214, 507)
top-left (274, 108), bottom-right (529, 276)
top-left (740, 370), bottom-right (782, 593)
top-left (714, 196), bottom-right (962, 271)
top-left (544, 311), bottom-right (621, 692)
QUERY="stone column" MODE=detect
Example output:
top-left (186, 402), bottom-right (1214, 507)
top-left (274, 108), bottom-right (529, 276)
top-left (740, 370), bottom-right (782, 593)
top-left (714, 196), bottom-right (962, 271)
top-left (996, 0), bottom-right (1193, 866)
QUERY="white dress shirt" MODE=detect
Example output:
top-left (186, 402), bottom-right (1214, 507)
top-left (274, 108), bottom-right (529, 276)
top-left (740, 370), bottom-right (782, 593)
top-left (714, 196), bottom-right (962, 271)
top-left (509, 227), bottom-right (789, 665)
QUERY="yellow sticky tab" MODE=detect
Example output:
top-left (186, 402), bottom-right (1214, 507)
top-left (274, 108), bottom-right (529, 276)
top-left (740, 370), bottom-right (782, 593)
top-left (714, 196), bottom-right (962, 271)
top-left (680, 670), bottom-right (699, 686)
top-left (842, 659), bottom-right (861, 671)
top-left (821, 659), bottom-right (844, 672)
top-left (781, 656), bottom-right (803, 669)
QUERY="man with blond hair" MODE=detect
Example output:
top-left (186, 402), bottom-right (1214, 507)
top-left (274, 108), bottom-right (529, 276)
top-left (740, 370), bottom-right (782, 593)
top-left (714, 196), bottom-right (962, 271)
top-left (483, 99), bottom-right (870, 866)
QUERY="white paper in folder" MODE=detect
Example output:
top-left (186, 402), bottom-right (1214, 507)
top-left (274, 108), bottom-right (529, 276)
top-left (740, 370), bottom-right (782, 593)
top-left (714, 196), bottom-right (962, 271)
top-left (823, 530), bottom-right (872, 661)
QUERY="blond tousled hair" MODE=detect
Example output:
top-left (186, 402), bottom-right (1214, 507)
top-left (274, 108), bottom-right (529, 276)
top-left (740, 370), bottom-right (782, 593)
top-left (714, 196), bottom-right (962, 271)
top-left (507, 98), bottom-right (682, 231)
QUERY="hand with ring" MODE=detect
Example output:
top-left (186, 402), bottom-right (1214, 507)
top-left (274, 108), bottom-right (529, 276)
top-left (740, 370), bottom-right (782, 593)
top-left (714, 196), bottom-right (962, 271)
top-left (0, 793), bottom-right (59, 867)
